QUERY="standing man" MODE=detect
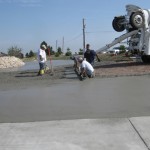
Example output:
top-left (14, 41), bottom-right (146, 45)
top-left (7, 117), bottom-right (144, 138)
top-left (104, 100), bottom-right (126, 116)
top-left (37, 43), bottom-right (47, 76)
top-left (84, 44), bottom-right (100, 66)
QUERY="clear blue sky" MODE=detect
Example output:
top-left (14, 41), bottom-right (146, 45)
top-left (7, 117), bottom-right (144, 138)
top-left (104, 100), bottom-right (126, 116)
top-left (0, 0), bottom-right (150, 54)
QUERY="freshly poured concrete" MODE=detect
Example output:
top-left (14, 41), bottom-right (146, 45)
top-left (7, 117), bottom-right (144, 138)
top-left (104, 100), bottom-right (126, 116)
top-left (0, 76), bottom-right (150, 122)
top-left (1, 73), bottom-right (150, 149)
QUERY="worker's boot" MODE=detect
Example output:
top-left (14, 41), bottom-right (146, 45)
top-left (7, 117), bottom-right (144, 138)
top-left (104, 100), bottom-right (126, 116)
top-left (39, 69), bottom-right (44, 76)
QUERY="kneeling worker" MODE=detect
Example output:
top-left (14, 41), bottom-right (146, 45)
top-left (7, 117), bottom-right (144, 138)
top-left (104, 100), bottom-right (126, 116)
top-left (78, 57), bottom-right (95, 79)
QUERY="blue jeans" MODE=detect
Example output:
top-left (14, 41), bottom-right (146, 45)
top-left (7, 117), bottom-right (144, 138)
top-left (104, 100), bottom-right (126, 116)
top-left (38, 63), bottom-right (46, 75)
top-left (39, 63), bottom-right (45, 70)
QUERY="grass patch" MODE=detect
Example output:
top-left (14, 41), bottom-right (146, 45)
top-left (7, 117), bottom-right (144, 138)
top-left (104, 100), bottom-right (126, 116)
top-left (99, 53), bottom-right (132, 62)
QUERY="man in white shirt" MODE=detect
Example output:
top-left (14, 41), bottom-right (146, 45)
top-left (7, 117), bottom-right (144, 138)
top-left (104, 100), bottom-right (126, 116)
top-left (37, 44), bottom-right (47, 76)
top-left (78, 57), bottom-right (95, 79)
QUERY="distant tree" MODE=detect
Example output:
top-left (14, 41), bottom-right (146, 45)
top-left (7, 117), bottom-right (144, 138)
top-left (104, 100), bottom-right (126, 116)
top-left (78, 48), bottom-right (83, 55)
top-left (55, 52), bottom-right (60, 57)
top-left (57, 47), bottom-right (62, 55)
top-left (8, 46), bottom-right (23, 58)
top-left (50, 46), bottom-right (55, 55)
top-left (119, 45), bottom-right (126, 53)
top-left (29, 50), bottom-right (35, 57)
top-left (40, 41), bottom-right (47, 48)
top-left (25, 50), bottom-right (35, 58)
top-left (65, 48), bottom-right (72, 56)
top-left (26, 53), bottom-right (29, 58)
top-left (46, 46), bottom-right (55, 55)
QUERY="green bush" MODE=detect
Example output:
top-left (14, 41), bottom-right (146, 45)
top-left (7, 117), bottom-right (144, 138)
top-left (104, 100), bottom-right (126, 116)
top-left (55, 52), bottom-right (60, 57)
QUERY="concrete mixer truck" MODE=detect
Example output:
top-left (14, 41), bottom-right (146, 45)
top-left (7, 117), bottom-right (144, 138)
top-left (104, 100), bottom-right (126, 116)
top-left (96, 4), bottom-right (150, 63)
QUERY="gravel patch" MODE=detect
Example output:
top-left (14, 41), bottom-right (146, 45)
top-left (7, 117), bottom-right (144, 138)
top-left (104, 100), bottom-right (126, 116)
top-left (0, 56), bottom-right (25, 68)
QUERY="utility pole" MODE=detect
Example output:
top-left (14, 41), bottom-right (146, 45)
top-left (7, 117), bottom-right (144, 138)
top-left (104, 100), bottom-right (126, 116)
top-left (83, 18), bottom-right (86, 51)
top-left (62, 36), bottom-right (64, 53)
top-left (56, 40), bottom-right (58, 52)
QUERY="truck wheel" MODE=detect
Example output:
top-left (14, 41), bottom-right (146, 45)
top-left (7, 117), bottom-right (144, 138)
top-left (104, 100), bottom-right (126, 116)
top-left (130, 12), bottom-right (144, 29)
top-left (112, 17), bottom-right (125, 32)
top-left (141, 55), bottom-right (150, 63)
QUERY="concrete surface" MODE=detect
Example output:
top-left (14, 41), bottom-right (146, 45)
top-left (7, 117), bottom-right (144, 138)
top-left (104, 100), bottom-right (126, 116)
top-left (1, 66), bottom-right (150, 149)
top-left (0, 117), bottom-right (150, 150)
top-left (130, 116), bottom-right (150, 149)
top-left (1, 76), bottom-right (150, 123)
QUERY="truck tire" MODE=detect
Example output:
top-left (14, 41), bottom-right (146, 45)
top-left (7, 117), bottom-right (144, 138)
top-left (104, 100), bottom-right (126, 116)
top-left (130, 12), bottom-right (144, 29)
top-left (112, 17), bottom-right (125, 32)
top-left (141, 55), bottom-right (150, 63)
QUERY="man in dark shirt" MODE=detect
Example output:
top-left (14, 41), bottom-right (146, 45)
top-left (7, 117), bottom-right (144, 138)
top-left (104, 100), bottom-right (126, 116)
top-left (84, 44), bottom-right (100, 66)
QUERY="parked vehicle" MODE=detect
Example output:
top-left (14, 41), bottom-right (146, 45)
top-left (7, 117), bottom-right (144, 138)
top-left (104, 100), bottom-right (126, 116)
top-left (108, 49), bottom-right (120, 55)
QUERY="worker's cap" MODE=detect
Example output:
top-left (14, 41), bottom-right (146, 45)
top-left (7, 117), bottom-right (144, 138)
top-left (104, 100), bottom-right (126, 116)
top-left (77, 57), bottom-right (83, 62)
top-left (41, 45), bottom-right (47, 49)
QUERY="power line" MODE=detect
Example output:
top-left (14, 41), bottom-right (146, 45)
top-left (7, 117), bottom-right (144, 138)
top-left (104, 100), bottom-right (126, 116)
top-left (65, 33), bottom-right (82, 43)
top-left (86, 31), bottom-right (115, 33)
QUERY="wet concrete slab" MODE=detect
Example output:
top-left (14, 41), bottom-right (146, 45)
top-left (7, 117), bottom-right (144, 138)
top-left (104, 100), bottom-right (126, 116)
top-left (64, 67), bottom-right (78, 79)
top-left (1, 71), bottom-right (150, 149)
top-left (0, 118), bottom-right (149, 150)
top-left (1, 76), bottom-right (150, 123)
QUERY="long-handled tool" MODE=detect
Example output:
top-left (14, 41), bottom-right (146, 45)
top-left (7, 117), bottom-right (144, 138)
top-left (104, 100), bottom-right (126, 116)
top-left (47, 46), bottom-right (53, 74)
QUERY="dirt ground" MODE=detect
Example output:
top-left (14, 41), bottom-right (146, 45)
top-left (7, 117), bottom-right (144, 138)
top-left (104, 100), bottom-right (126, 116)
top-left (0, 61), bottom-right (150, 90)
top-left (94, 61), bottom-right (150, 77)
